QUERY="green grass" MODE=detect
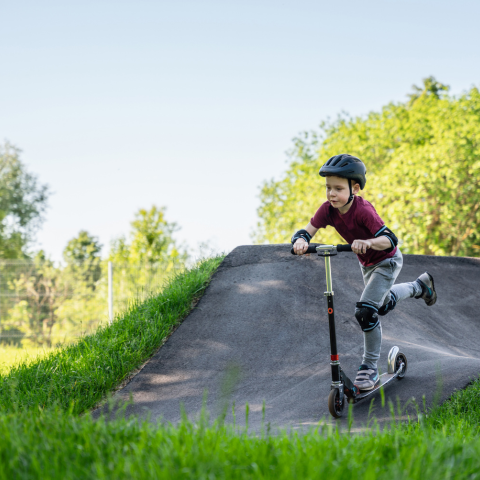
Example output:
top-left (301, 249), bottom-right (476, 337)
top-left (423, 375), bottom-right (480, 429)
top-left (0, 253), bottom-right (480, 479)
top-left (0, 256), bottom-right (224, 415)
top-left (0, 346), bottom-right (57, 374)
top-left (0, 398), bottom-right (479, 479)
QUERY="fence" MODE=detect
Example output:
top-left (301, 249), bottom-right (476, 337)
top-left (0, 259), bottom-right (182, 349)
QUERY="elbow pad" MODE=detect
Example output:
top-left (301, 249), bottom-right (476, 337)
top-left (374, 225), bottom-right (398, 253)
top-left (291, 229), bottom-right (312, 245)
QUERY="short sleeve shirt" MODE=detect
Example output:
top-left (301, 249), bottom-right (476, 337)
top-left (310, 196), bottom-right (396, 267)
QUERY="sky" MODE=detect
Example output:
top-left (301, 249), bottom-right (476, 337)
top-left (1, 0), bottom-right (479, 261)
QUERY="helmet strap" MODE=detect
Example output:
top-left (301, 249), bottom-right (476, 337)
top-left (343, 180), bottom-right (354, 207)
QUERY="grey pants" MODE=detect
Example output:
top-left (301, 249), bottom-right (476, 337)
top-left (359, 249), bottom-right (421, 368)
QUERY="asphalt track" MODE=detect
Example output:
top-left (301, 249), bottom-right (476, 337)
top-left (99, 245), bottom-right (480, 431)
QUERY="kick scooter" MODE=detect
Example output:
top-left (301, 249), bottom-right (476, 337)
top-left (292, 244), bottom-right (407, 418)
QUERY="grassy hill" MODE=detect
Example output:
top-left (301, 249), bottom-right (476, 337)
top-left (0, 254), bottom-right (478, 479)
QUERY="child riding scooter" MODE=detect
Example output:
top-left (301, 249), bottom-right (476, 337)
top-left (291, 154), bottom-right (437, 394)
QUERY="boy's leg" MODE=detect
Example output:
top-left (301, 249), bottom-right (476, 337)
top-left (355, 250), bottom-right (436, 390)
top-left (362, 323), bottom-right (382, 370)
top-left (390, 282), bottom-right (421, 302)
top-left (354, 250), bottom-right (403, 390)
top-left (379, 273), bottom-right (436, 315)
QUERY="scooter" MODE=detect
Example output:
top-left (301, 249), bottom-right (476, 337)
top-left (292, 243), bottom-right (407, 418)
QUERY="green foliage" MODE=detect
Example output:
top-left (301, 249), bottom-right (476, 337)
top-left (106, 206), bottom-right (187, 316)
top-left (110, 205), bottom-right (186, 265)
top-left (0, 207), bottom-right (187, 349)
top-left (0, 255), bottom-right (223, 414)
top-left (63, 230), bottom-right (102, 290)
top-left (407, 75), bottom-right (450, 105)
top-left (0, 142), bottom-right (49, 259)
top-left (63, 230), bottom-right (102, 264)
top-left (1, 251), bottom-right (108, 349)
top-left (3, 253), bottom-right (69, 347)
top-left (255, 78), bottom-right (480, 256)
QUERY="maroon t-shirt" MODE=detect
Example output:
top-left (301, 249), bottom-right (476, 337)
top-left (310, 196), bottom-right (396, 267)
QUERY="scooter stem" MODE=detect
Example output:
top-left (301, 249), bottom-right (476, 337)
top-left (325, 256), bottom-right (333, 293)
top-left (315, 244), bottom-right (337, 293)
top-left (314, 247), bottom-right (341, 389)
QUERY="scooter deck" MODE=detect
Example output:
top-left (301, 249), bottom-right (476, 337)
top-left (352, 366), bottom-right (403, 403)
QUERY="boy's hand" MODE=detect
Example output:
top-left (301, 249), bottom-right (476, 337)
top-left (293, 238), bottom-right (309, 255)
top-left (351, 239), bottom-right (372, 254)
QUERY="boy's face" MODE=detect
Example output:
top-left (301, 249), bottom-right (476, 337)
top-left (325, 176), bottom-right (359, 208)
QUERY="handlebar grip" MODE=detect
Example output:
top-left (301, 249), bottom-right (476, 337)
top-left (336, 244), bottom-right (352, 252)
top-left (290, 244), bottom-right (319, 255)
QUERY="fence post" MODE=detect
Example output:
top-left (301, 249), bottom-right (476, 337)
top-left (108, 261), bottom-right (113, 324)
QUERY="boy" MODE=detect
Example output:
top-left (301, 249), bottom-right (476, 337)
top-left (291, 154), bottom-right (437, 391)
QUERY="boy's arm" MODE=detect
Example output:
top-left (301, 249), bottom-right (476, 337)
top-left (359, 208), bottom-right (399, 254)
top-left (292, 223), bottom-right (319, 255)
top-left (351, 236), bottom-right (392, 254)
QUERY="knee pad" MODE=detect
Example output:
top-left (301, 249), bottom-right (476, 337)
top-left (355, 302), bottom-right (380, 332)
top-left (378, 291), bottom-right (398, 317)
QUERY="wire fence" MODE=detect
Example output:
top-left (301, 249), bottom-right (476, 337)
top-left (0, 259), bottom-right (183, 349)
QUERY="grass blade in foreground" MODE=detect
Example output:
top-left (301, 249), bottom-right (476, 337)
top-left (0, 256), bottom-right (224, 415)
top-left (1, 408), bottom-right (480, 480)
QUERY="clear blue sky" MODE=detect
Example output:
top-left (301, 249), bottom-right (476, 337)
top-left (1, 0), bottom-right (479, 261)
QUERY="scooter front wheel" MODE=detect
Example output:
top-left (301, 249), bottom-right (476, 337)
top-left (328, 388), bottom-right (344, 418)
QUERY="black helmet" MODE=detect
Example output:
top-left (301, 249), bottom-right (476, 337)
top-left (319, 154), bottom-right (367, 206)
top-left (319, 154), bottom-right (367, 189)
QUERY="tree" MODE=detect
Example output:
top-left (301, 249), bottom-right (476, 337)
top-left (57, 231), bottom-right (105, 335)
top-left (108, 206), bottom-right (186, 306)
top-left (109, 206), bottom-right (185, 265)
top-left (407, 76), bottom-right (449, 105)
top-left (2, 233), bottom-right (104, 348)
top-left (0, 142), bottom-right (49, 259)
top-left (8, 251), bottom-right (68, 347)
top-left (254, 78), bottom-right (480, 257)
top-left (63, 230), bottom-right (102, 290)
top-left (63, 230), bottom-right (102, 264)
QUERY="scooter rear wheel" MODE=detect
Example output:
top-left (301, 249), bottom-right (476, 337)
top-left (395, 352), bottom-right (407, 380)
top-left (328, 388), bottom-right (344, 418)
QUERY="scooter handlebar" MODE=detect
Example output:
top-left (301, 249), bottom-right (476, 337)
top-left (290, 244), bottom-right (352, 255)
top-left (290, 245), bottom-right (318, 255)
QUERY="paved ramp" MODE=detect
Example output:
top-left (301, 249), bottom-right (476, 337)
top-left (100, 245), bottom-right (480, 430)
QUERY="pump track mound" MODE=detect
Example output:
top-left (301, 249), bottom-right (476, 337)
top-left (98, 245), bottom-right (480, 430)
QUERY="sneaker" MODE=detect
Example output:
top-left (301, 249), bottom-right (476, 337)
top-left (354, 364), bottom-right (380, 391)
top-left (416, 272), bottom-right (437, 306)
